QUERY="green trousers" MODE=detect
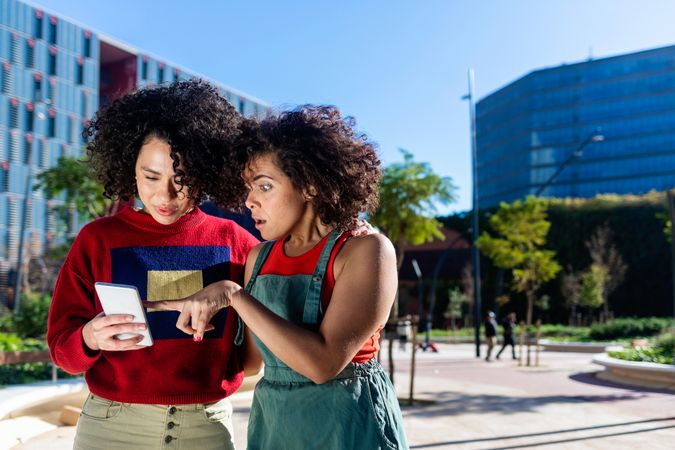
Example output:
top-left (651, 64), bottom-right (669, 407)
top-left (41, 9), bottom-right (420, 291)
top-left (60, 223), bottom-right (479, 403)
top-left (74, 393), bottom-right (235, 449)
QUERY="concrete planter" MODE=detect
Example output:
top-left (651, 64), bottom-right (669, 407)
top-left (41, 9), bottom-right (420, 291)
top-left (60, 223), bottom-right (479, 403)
top-left (539, 339), bottom-right (623, 353)
top-left (592, 354), bottom-right (675, 390)
top-left (0, 350), bottom-right (51, 365)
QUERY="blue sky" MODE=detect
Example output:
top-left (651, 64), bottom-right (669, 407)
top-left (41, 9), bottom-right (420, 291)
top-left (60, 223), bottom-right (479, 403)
top-left (31, 0), bottom-right (675, 214)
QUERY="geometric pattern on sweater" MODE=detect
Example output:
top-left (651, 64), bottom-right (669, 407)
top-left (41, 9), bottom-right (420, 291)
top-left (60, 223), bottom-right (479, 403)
top-left (110, 245), bottom-right (231, 340)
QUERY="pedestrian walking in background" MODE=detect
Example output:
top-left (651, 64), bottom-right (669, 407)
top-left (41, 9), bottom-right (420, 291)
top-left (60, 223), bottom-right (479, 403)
top-left (484, 311), bottom-right (498, 361)
top-left (496, 312), bottom-right (518, 360)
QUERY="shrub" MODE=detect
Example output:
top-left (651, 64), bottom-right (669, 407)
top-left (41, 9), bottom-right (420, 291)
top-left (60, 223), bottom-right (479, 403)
top-left (0, 292), bottom-right (51, 338)
top-left (589, 317), bottom-right (673, 341)
top-left (0, 332), bottom-right (75, 385)
top-left (608, 333), bottom-right (675, 365)
top-left (0, 332), bottom-right (46, 351)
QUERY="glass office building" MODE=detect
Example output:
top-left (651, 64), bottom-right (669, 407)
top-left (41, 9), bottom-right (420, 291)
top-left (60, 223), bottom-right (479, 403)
top-left (476, 44), bottom-right (675, 208)
top-left (0, 0), bottom-right (269, 285)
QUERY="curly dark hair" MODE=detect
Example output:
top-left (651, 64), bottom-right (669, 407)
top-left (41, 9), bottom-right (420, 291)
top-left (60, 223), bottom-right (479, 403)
top-left (84, 79), bottom-right (241, 203)
top-left (214, 105), bottom-right (381, 230)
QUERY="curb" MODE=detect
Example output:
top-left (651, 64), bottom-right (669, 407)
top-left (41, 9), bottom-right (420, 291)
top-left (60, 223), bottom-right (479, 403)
top-left (592, 354), bottom-right (675, 390)
top-left (0, 378), bottom-right (87, 420)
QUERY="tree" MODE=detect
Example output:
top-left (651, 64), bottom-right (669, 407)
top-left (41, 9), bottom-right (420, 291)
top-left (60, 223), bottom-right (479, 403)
top-left (561, 266), bottom-right (582, 326)
top-left (585, 224), bottom-right (628, 321)
top-left (369, 149), bottom-right (456, 272)
top-left (460, 262), bottom-right (475, 327)
top-left (368, 149), bottom-right (456, 383)
top-left (445, 287), bottom-right (467, 330)
top-left (579, 264), bottom-right (606, 313)
top-left (476, 196), bottom-right (561, 327)
top-left (27, 156), bottom-right (113, 294)
top-left (34, 156), bottom-right (112, 236)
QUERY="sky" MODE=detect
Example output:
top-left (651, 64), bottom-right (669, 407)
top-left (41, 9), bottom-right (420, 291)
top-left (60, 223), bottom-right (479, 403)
top-left (29, 0), bottom-right (675, 214)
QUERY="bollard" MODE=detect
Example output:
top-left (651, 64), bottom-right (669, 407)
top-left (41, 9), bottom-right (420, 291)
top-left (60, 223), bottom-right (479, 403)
top-left (518, 321), bottom-right (525, 367)
top-left (535, 319), bottom-right (541, 366)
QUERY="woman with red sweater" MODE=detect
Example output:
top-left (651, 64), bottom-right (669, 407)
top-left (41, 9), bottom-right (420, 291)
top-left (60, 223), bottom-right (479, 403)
top-left (47, 80), bottom-right (260, 449)
top-left (158, 106), bottom-right (409, 449)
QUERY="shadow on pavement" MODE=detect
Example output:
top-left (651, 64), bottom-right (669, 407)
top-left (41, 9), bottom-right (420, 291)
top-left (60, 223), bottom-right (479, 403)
top-left (401, 390), bottom-right (645, 417)
top-left (409, 416), bottom-right (675, 449)
top-left (568, 371), bottom-right (675, 395)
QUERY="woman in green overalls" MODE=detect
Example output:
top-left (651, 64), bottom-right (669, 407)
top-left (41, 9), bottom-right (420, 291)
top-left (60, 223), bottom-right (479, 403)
top-left (158, 105), bottom-right (408, 449)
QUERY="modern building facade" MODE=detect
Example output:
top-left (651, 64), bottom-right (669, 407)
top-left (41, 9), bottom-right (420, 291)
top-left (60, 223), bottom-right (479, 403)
top-left (476, 44), bottom-right (675, 208)
top-left (0, 0), bottom-right (269, 291)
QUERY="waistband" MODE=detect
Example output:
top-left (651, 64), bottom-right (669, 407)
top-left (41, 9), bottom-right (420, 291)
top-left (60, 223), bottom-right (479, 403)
top-left (263, 358), bottom-right (383, 383)
top-left (89, 393), bottom-right (228, 410)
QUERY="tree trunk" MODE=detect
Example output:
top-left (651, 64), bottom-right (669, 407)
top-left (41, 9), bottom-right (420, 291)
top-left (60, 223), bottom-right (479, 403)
top-left (526, 290), bottom-right (534, 327)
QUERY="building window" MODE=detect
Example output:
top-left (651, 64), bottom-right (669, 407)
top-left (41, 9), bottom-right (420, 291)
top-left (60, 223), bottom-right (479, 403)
top-left (10, 34), bottom-right (20, 65)
top-left (45, 78), bottom-right (54, 105)
top-left (48, 16), bottom-right (57, 45)
top-left (25, 104), bottom-right (34, 132)
top-left (141, 57), bottom-right (148, 80)
top-left (2, 63), bottom-right (11, 94)
top-left (40, 139), bottom-right (49, 168)
top-left (24, 134), bottom-right (33, 164)
top-left (64, 116), bottom-right (71, 145)
top-left (9, 100), bottom-right (19, 129)
top-left (34, 10), bottom-right (43, 40)
top-left (81, 90), bottom-right (89, 118)
top-left (48, 48), bottom-right (56, 76)
top-left (1, 161), bottom-right (8, 192)
top-left (26, 38), bottom-right (35, 69)
top-left (47, 110), bottom-right (55, 138)
top-left (158, 63), bottom-right (164, 83)
top-left (238, 98), bottom-right (245, 114)
top-left (70, 116), bottom-right (78, 143)
top-left (83, 31), bottom-right (92, 58)
top-left (10, 132), bottom-right (19, 162)
top-left (76, 59), bottom-right (84, 85)
top-left (34, 75), bottom-right (42, 102)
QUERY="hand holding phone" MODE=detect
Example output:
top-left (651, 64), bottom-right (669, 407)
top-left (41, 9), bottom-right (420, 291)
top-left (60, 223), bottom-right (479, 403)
top-left (93, 282), bottom-right (153, 347)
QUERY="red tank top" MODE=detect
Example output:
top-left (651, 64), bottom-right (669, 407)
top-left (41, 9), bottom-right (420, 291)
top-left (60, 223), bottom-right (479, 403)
top-left (259, 231), bottom-right (382, 363)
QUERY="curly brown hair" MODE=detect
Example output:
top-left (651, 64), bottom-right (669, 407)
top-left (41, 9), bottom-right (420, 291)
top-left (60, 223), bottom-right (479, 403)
top-left (84, 79), bottom-right (241, 203)
top-left (213, 105), bottom-right (381, 230)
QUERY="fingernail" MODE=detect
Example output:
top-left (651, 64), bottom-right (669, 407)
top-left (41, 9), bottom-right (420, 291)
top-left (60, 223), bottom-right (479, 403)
top-left (194, 336), bottom-right (202, 342)
top-left (126, 316), bottom-right (134, 321)
top-left (138, 324), bottom-right (147, 330)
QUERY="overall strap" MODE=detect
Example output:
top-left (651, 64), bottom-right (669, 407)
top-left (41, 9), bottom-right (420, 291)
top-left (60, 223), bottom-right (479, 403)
top-left (236, 240), bottom-right (274, 346)
top-left (302, 229), bottom-right (344, 325)
top-left (244, 240), bottom-right (275, 293)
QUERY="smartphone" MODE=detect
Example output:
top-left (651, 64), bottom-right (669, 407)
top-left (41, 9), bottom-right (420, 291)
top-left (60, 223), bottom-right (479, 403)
top-left (94, 282), bottom-right (153, 347)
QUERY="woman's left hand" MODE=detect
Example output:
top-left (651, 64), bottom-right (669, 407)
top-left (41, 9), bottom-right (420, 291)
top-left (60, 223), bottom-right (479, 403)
top-left (349, 218), bottom-right (375, 237)
top-left (153, 280), bottom-right (243, 341)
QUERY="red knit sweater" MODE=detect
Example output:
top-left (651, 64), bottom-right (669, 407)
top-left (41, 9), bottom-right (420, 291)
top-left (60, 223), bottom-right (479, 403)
top-left (47, 207), bottom-right (259, 404)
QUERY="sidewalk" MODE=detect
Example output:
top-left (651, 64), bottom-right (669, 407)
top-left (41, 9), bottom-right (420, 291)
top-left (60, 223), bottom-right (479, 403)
top-left (6, 343), bottom-right (675, 449)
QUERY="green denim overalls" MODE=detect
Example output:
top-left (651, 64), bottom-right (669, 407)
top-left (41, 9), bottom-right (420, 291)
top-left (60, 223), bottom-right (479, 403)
top-left (244, 230), bottom-right (408, 450)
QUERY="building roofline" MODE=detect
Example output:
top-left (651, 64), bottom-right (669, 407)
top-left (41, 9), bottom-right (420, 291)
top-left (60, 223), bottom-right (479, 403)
top-left (25, 0), bottom-right (269, 107)
top-left (478, 42), bottom-right (675, 105)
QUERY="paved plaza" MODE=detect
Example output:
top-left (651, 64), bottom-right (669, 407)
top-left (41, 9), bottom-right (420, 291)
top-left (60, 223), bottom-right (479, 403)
top-left (5, 343), bottom-right (674, 449)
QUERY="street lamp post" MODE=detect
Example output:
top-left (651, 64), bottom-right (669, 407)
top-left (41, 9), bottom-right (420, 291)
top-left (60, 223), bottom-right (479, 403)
top-left (534, 131), bottom-right (604, 196)
top-left (412, 258), bottom-right (424, 330)
top-left (462, 68), bottom-right (482, 358)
